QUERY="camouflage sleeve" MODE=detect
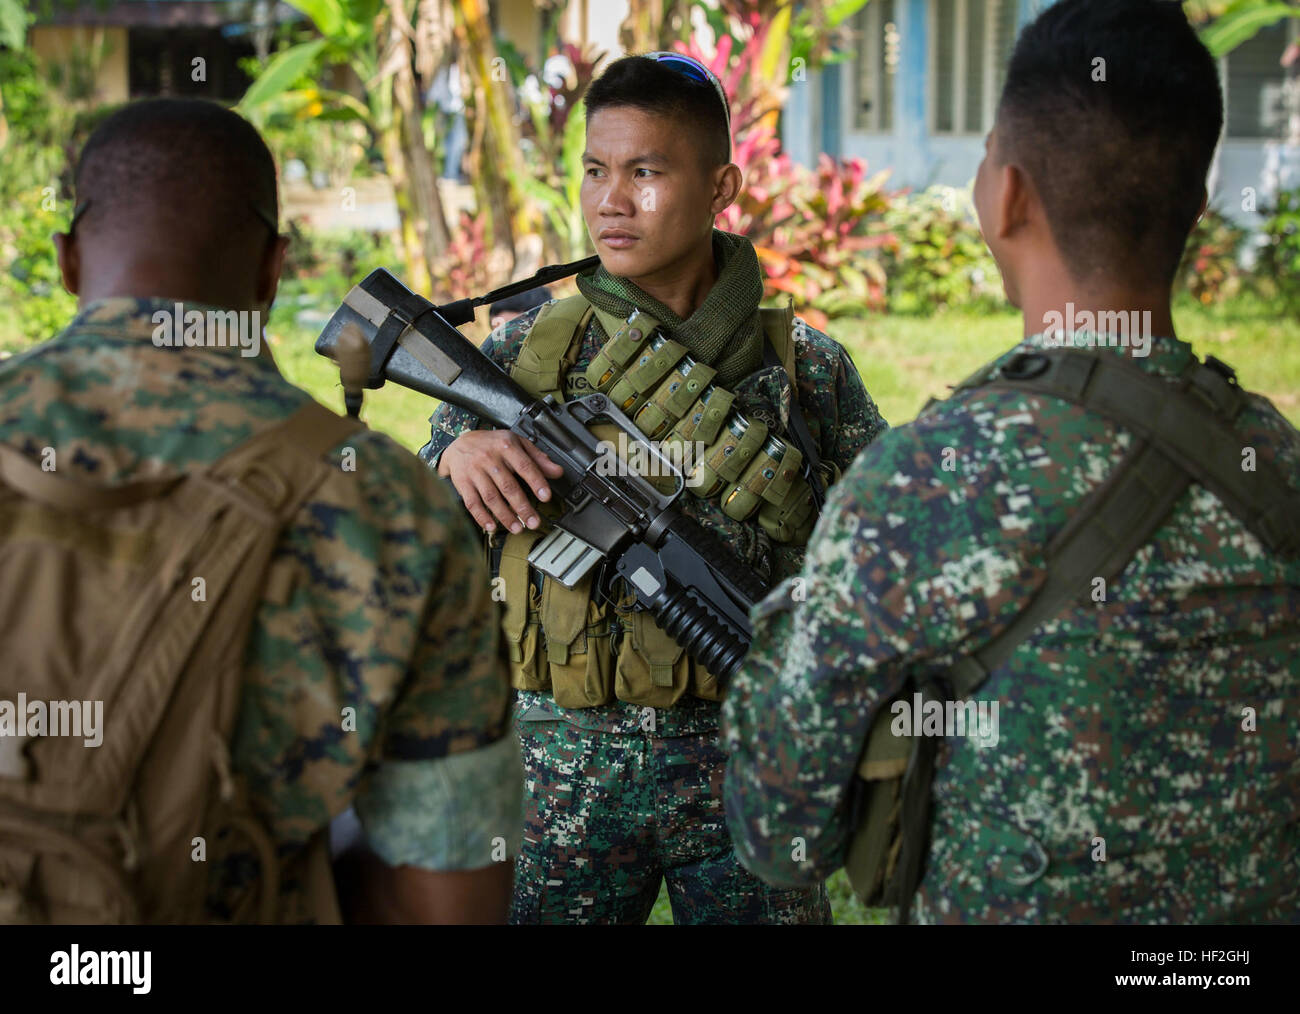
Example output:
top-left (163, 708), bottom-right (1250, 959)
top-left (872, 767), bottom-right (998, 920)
top-left (355, 472), bottom-right (521, 869)
top-left (721, 413), bottom-right (1043, 887)
top-left (822, 339), bottom-right (888, 474)
top-left (381, 477), bottom-right (511, 756)
top-left (355, 738), bottom-right (523, 871)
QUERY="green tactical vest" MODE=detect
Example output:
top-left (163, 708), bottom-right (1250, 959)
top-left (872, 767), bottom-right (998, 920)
top-left (498, 293), bottom-right (827, 710)
top-left (844, 344), bottom-right (1300, 923)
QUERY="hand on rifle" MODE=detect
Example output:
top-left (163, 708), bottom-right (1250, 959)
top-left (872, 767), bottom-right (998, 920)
top-left (438, 430), bottom-right (565, 534)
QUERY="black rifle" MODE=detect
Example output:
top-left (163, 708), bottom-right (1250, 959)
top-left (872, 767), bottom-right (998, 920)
top-left (315, 268), bottom-right (770, 681)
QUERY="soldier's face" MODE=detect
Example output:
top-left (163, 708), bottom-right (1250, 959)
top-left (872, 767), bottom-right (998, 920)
top-left (581, 106), bottom-right (737, 284)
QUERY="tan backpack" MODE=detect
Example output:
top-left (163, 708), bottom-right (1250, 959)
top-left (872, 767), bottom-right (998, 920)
top-left (0, 400), bottom-right (359, 924)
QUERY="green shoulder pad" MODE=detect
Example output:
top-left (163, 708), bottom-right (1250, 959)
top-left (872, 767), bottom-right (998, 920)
top-left (510, 295), bottom-right (593, 401)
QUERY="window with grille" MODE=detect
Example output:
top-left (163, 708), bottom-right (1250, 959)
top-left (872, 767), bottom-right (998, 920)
top-left (930, 0), bottom-right (1020, 136)
top-left (853, 0), bottom-right (898, 132)
top-left (1224, 21), bottom-right (1296, 139)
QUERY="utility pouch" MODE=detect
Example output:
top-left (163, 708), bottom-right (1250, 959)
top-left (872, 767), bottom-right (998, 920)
top-left (614, 608), bottom-right (689, 709)
top-left (689, 414), bottom-right (769, 499)
top-left (720, 438), bottom-right (804, 523)
top-left (606, 335), bottom-right (689, 417)
top-left (757, 483), bottom-right (817, 543)
top-left (541, 574), bottom-right (615, 709)
top-left (634, 359), bottom-right (719, 440)
top-left (666, 386), bottom-right (735, 448)
top-left (500, 531), bottom-right (550, 692)
top-left (843, 698), bottom-right (913, 908)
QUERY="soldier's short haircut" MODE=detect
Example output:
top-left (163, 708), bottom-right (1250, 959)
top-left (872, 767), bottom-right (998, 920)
top-left (72, 98), bottom-right (278, 247)
top-left (583, 56), bottom-right (731, 169)
top-left (998, 0), bottom-right (1223, 287)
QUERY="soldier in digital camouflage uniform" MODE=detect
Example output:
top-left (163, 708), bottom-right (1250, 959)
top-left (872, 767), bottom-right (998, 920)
top-left (0, 99), bottom-right (520, 922)
top-left (421, 55), bottom-right (886, 924)
top-left (724, 0), bottom-right (1300, 924)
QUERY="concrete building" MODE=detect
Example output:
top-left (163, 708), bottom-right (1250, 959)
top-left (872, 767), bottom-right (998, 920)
top-left (784, 0), bottom-right (1300, 225)
top-left (27, 1), bottom-right (302, 105)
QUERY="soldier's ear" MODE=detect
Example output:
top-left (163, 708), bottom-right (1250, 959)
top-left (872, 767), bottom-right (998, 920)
top-left (710, 162), bottom-right (743, 217)
top-left (53, 232), bottom-right (79, 297)
top-left (255, 232), bottom-right (289, 309)
top-left (994, 162), bottom-right (1034, 241)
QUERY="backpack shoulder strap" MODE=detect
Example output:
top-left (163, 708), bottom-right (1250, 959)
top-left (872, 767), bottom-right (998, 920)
top-left (859, 425), bottom-right (1192, 923)
top-left (511, 295), bottom-right (594, 401)
top-left (0, 399), bottom-right (360, 924)
top-left (983, 348), bottom-right (1300, 559)
top-left (138, 400), bottom-right (360, 924)
top-left (0, 447), bottom-right (180, 511)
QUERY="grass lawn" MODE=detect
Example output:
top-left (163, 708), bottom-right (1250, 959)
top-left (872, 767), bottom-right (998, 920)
top-left (835, 294), bottom-right (1300, 430)
top-left (269, 293), bottom-right (1300, 454)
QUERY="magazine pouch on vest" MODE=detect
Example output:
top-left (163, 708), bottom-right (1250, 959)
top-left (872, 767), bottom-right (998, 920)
top-left (0, 401), bottom-right (360, 924)
top-left (498, 529), bottom-right (550, 693)
top-left (586, 299), bottom-right (822, 539)
top-left (844, 346), bottom-right (1300, 923)
top-left (504, 295), bottom-right (730, 707)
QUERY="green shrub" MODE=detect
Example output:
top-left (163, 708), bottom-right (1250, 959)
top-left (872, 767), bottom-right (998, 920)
top-left (1257, 187), bottom-right (1300, 314)
top-left (0, 186), bottom-right (77, 348)
top-left (271, 223), bottom-right (401, 330)
top-left (0, 49), bottom-right (78, 349)
top-left (721, 117), bottom-right (893, 330)
top-left (1177, 206), bottom-right (1248, 305)
top-left (258, 113), bottom-right (372, 190)
top-left (882, 186), bottom-right (1005, 315)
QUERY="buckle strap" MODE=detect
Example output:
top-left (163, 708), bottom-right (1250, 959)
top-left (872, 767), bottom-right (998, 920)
top-left (990, 348), bottom-right (1299, 557)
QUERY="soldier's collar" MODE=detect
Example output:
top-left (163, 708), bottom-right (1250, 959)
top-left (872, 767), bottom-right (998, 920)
top-left (1021, 328), bottom-right (1193, 374)
top-left (69, 297), bottom-right (281, 371)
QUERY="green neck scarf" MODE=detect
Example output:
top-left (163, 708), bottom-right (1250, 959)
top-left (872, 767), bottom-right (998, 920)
top-left (576, 230), bottom-right (765, 388)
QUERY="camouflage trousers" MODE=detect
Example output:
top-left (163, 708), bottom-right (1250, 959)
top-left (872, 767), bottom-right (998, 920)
top-left (508, 709), bottom-right (832, 925)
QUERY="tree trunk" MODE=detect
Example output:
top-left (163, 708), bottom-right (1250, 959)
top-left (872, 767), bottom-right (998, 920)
top-left (619, 0), bottom-right (693, 53)
top-left (379, 121), bottom-right (433, 293)
top-left (385, 0), bottom-right (449, 289)
top-left (454, 0), bottom-right (540, 280)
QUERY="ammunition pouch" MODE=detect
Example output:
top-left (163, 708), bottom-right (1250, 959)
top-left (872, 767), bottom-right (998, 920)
top-left (498, 293), bottom-right (826, 708)
top-left (580, 304), bottom-right (819, 541)
top-left (499, 530), bottom-right (549, 693)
